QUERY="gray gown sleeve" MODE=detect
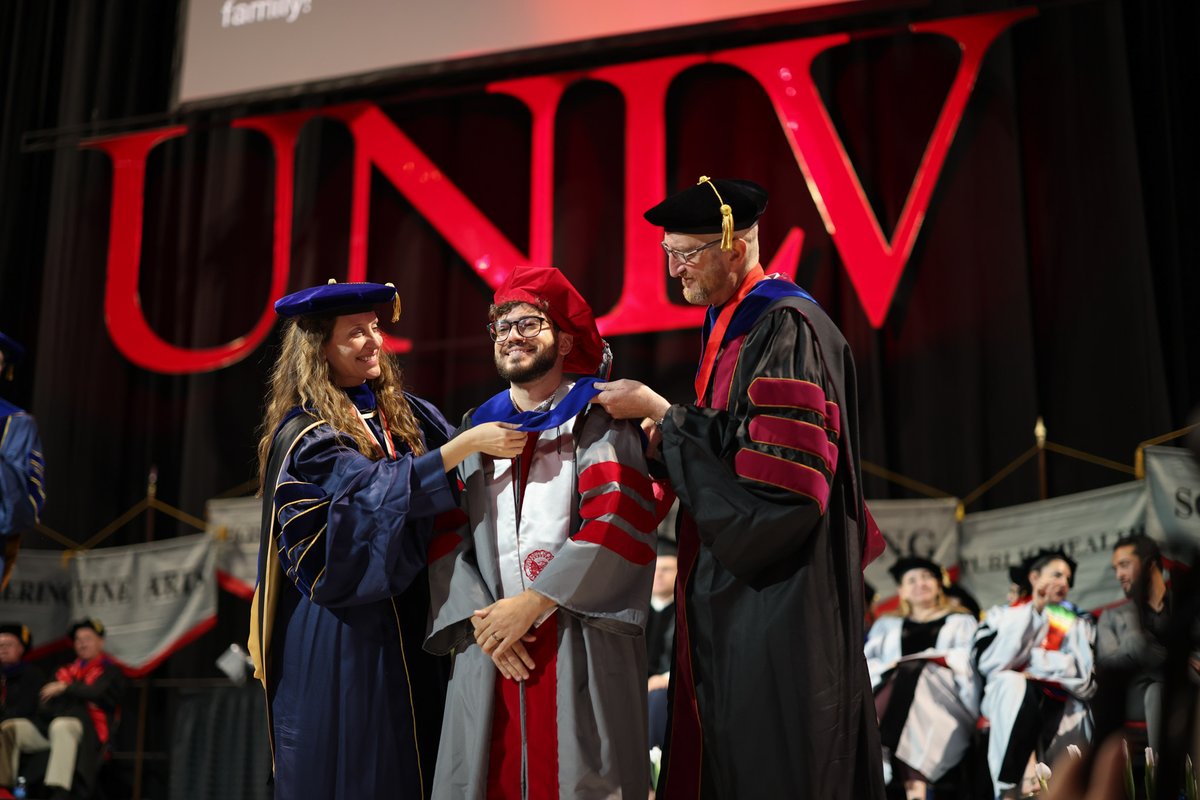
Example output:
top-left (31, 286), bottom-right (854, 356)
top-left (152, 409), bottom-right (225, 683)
top-left (530, 408), bottom-right (656, 636)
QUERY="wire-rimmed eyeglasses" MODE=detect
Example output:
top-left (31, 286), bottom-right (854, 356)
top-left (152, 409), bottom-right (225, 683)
top-left (660, 238), bottom-right (723, 265)
top-left (488, 315), bottom-right (551, 342)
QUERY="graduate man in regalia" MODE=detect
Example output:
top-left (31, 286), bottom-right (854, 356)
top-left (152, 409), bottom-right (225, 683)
top-left (426, 266), bottom-right (657, 799)
top-left (594, 178), bottom-right (885, 799)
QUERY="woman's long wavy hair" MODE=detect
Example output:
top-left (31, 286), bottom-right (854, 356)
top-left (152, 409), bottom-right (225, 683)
top-left (256, 315), bottom-right (425, 490)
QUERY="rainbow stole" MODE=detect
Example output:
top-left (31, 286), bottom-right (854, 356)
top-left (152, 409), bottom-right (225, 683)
top-left (1039, 603), bottom-right (1077, 651)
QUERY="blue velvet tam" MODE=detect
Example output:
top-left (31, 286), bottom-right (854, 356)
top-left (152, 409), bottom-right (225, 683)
top-left (0, 331), bottom-right (25, 364)
top-left (274, 280), bottom-right (401, 322)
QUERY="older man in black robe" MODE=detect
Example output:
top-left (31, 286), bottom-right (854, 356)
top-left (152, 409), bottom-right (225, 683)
top-left (594, 177), bottom-right (884, 799)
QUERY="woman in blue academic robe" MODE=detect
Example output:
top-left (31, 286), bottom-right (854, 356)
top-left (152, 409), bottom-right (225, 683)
top-left (249, 281), bottom-right (526, 800)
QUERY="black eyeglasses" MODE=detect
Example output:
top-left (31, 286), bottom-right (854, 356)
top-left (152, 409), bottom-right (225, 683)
top-left (487, 315), bottom-right (551, 342)
top-left (660, 238), bottom-right (723, 265)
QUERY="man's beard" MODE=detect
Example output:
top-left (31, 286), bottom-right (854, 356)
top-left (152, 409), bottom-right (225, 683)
top-left (1125, 571), bottom-right (1149, 602)
top-left (495, 340), bottom-right (559, 384)
top-left (682, 284), bottom-right (709, 305)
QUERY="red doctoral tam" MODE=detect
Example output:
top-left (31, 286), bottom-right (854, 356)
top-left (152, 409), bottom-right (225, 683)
top-left (494, 266), bottom-right (603, 375)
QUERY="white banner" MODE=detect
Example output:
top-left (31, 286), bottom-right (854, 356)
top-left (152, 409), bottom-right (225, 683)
top-left (864, 498), bottom-right (961, 604)
top-left (958, 481), bottom-right (1147, 613)
top-left (0, 534), bottom-right (217, 675)
top-left (207, 496), bottom-right (264, 600)
top-left (1144, 445), bottom-right (1200, 547)
top-left (0, 550), bottom-right (72, 653)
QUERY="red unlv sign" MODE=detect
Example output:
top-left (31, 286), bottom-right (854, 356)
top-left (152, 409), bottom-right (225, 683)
top-left (86, 8), bottom-right (1034, 374)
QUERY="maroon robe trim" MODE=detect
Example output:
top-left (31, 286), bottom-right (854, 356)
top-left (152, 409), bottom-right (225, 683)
top-left (710, 334), bottom-right (745, 411)
top-left (747, 375), bottom-right (829, 415)
top-left (748, 415), bottom-right (840, 472)
top-left (733, 449), bottom-right (831, 510)
top-left (693, 266), bottom-right (766, 402)
top-left (824, 400), bottom-right (842, 435)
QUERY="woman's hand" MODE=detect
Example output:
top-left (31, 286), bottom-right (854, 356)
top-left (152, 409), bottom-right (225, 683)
top-left (466, 422), bottom-right (529, 458)
top-left (441, 422), bottom-right (527, 472)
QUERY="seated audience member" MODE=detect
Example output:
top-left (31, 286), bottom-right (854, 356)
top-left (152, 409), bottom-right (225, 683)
top-left (975, 549), bottom-right (1096, 799)
top-left (1, 619), bottom-right (124, 800)
top-left (1094, 535), bottom-right (1169, 750)
top-left (946, 582), bottom-right (982, 620)
top-left (0, 623), bottom-right (48, 794)
top-left (1006, 557), bottom-right (1035, 605)
top-left (865, 557), bottom-right (981, 800)
top-left (647, 539), bottom-right (677, 750)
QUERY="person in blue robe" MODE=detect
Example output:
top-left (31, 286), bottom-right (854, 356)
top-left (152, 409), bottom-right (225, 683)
top-left (249, 281), bottom-right (527, 800)
top-left (0, 331), bottom-right (45, 590)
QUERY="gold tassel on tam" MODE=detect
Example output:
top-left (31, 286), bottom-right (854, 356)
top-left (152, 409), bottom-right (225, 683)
top-left (385, 282), bottom-right (401, 322)
top-left (697, 176), bottom-right (734, 251)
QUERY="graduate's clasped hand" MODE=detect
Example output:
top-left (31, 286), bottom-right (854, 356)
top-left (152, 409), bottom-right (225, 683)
top-left (472, 591), bottom-right (555, 682)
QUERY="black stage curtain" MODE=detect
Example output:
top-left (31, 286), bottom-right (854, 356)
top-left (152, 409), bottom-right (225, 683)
top-left (1, 0), bottom-right (1196, 551)
top-left (168, 682), bottom-right (272, 800)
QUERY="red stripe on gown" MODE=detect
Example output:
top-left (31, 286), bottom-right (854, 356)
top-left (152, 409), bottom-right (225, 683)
top-left (487, 614), bottom-right (559, 800)
top-left (578, 461), bottom-right (655, 504)
top-left (733, 449), bottom-right (831, 510)
top-left (489, 430), bottom-right (559, 799)
top-left (573, 520), bottom-right (657, 565)
top-left (747, 376), bottom-right (827, 413)
top-left (427, 532), bottom-right (463, 564)
top-left (579, 490), bottom-right (658, 534)
top-left (747, 415), bottom-right (838, 471)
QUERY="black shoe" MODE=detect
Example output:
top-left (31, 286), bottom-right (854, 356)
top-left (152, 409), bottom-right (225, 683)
top-left (46, 786), bottom-right (71, 800)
